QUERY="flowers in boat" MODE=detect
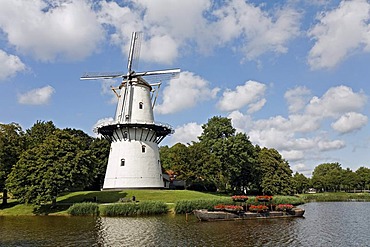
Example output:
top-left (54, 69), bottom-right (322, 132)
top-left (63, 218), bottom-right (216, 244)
top-left (276, 204), bottom-right (294, 211)
top-left (214, 204), bottom-right (225, 210)
top-left (255, 195), bottom-right (273, 202)
top-left (249, 205), bottom-right (268, 212)
top-left (214, 204), bottom-right (243, 211)
top-left (232, 195), bottom-right (248, 201)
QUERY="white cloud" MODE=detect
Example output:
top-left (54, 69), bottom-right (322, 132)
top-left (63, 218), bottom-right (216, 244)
top-left (98, 0), bottom-right (301, 64)
top-left (155, 71), bottom-right (219, 114)
top-left (168, 122), bottom-right (202, 146)
top-left (213, 0), bottom-right (301, 60)
top-left (0, 49), bottom-right (26, 80)
top-left (291, 163), bottom-right (312, 176)
top-left (0, 0), bottom-right (104, 61)
top-left (306, 85), bottom-right (367, 117)
top-left (225, 84), bottom-right (367, 175)
top-left (18, 85), bottom-right (55, 105)
top-left (228, 110), bottom-right (253, 133)
top-left (217, 80), bottom-right (266, 112)
top-left (331, 112), bottom-right (368, 133)
top-left (318, 139), bottom-right (345, 151)
top-left (92, 117), bottom-right (114, 137)
top-left (284, 86), bottom-right (311, 113)
top-left (280, 150), bottom-right (304, 161)
top-left (308, 0), bottom-right (370, 69)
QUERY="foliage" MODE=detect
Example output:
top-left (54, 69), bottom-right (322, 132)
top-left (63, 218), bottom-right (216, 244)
top-left (67, 202), bottom-right (99, 216)
top-left (100, 201), bottom-right (168, 216)
top-left (101, 203), bottom-right (137, 216)
top-left (6, 129), bottom-right (97, 204)
top-left (292, 172), bottom-right (310, 194)
top-left (356, 167), bottom-right (370, 190)
top-left (0, 123), bottom-right (25, 205)
top-left (311, 163), bottom-right (343, 192)
top-left (271, 196), bottom-right (304, 206)
top-left (24, 121), bottom-right (56, 149)
top-left (174, 198), bottom-right (232, 214)
top-left (87, 138), bottom-right (110, 190)
top-left (136, 201), bottom-right (168, 215)
top-left (257, 148), bottom-right (293, 195)
top-left (300, 192), bottom-right (370, 202)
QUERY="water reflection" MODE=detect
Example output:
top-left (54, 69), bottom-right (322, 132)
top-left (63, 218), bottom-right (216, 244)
top-left (2, 203), bottom-right (370, 246)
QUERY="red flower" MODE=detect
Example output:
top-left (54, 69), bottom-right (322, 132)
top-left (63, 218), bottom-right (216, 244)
top-left (276, 204), bottom-right (294, 211)
top-left (232, 195), bottom-right (248, 201)
top-left (255, 195), bottom-right (273, 201)
top-left (249, 205), bottom-right (268, 212)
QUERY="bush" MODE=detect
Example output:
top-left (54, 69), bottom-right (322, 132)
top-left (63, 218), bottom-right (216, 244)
top-left (67, 202), bottom-right (99, 216)
top-left (101, 201), bottom-right (168, 217)
top-left (271, 196), bottom-right (304, 206)
top-left (136, 201), bottom-right (168, 215)
top-left (175, 198), bottom-right (232, 214)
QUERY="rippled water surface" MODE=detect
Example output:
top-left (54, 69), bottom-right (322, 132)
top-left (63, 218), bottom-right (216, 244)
top-left (1, 202), bottom-right (370, 246)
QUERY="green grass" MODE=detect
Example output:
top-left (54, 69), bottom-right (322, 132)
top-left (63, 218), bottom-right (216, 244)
top-left (300, 192), bottom-right (370, 202)
top-left (0, 190), bottom-right (229, 216)
top-left (67, 202), bottom-right (99, 216)
top-left (100, 201), bottom-right (168, 216)
top-left (8, 190), bottom-right (354, 216)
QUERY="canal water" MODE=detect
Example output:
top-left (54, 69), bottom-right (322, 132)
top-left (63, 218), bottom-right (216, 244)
top-left (1, 202), bottom-right (370, 246)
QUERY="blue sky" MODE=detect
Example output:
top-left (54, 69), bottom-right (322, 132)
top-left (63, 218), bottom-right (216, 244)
top-left (1, 0), bottom-right (370, 176)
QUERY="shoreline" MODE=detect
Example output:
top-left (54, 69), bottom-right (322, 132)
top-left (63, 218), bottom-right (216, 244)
top-left (1, 191), bottom-right (370, 216)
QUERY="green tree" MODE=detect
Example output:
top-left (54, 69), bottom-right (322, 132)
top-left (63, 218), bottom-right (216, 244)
top-left (257, 148), bottom-right (293, 195)
top-left (198, 116), bottom-right (236, 191)
top-left (356, 166), bottom-right (370, 191)
top-left (88, 137), bottom-right (110, 190)
top-left (25, 120), bottom-right (56, 149)
top-left (292, 172), bottom-right (310, 194)
top-left (7, 129), bottom-right (97, 204)
top-left (311, 163), bottom-right (343, 192)
top-left (340, 168), bottom-right (358, 192)
top-left (0, 123), bottom-right (25, 205)
top-left (226, 133), bottom-right (257, 193)
top-left (187, 141), bottom-right (220, 191)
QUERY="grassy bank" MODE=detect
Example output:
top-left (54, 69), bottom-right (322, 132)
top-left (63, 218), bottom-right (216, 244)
top-left (0, 190), bottom-right (229, 216)
top-left (300, 192), bottom-right (370, 202)
top-left (4, 190), bottom-right (367, 216)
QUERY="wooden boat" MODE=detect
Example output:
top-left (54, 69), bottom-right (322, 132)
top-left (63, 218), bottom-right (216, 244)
top-left (193, 207), bottom-right (305, 222)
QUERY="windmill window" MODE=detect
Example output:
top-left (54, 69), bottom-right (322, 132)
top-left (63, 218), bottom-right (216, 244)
top-left (142, 145), bottom-right (146, 153)
top-left (139, 102), bottom-right (143, 109)
top-left (120, 158), bottom-right (125, 166)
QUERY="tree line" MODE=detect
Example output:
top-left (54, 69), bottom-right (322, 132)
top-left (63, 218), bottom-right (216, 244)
top-left (160, 116), bottom-right (370, 195)
top-left (0, 121), bottom-right (110, 205)
top-left (1, 117), bottom-right (370, 205)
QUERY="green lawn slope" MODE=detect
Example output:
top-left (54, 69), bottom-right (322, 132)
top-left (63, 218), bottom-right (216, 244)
top-left (0, 190), bottom-right (229, 216)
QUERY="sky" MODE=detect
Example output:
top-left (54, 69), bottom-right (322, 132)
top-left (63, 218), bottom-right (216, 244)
top-left (1, 0), bottom-right (370, 177)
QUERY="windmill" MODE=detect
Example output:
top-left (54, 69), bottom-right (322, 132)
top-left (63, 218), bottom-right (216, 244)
top-left (81, 32), bottom-right (180, 189)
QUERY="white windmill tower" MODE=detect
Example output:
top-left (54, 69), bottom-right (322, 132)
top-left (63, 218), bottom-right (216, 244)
top-left (81, 32), bottom-right (180, 189)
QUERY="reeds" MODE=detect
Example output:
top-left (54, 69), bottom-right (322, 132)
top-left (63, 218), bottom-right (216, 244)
top-left (174, 198), bottom-right (233, 214)
top-left (67, 202), bottom-right (99, 216)
top-left (100, 201), bottom-right (168, 217)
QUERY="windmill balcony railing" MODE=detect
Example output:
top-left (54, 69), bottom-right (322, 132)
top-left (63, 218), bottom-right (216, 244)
top-left (94, 119), bottom-right (174, 133)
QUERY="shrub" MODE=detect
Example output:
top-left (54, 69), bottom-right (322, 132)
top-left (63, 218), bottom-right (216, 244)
top-left (101, 201), bottom-right (168, 217)
top-left (175, 198), bottom-right (232, 214)
top-left (136, 201), bottom-right (168, 215)
top-left (272, 196), bottom-right (304, 206)
top-left (67, 202), bottom-right (99, 216)
top-left (101, 203), bottom-right (137, 217)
